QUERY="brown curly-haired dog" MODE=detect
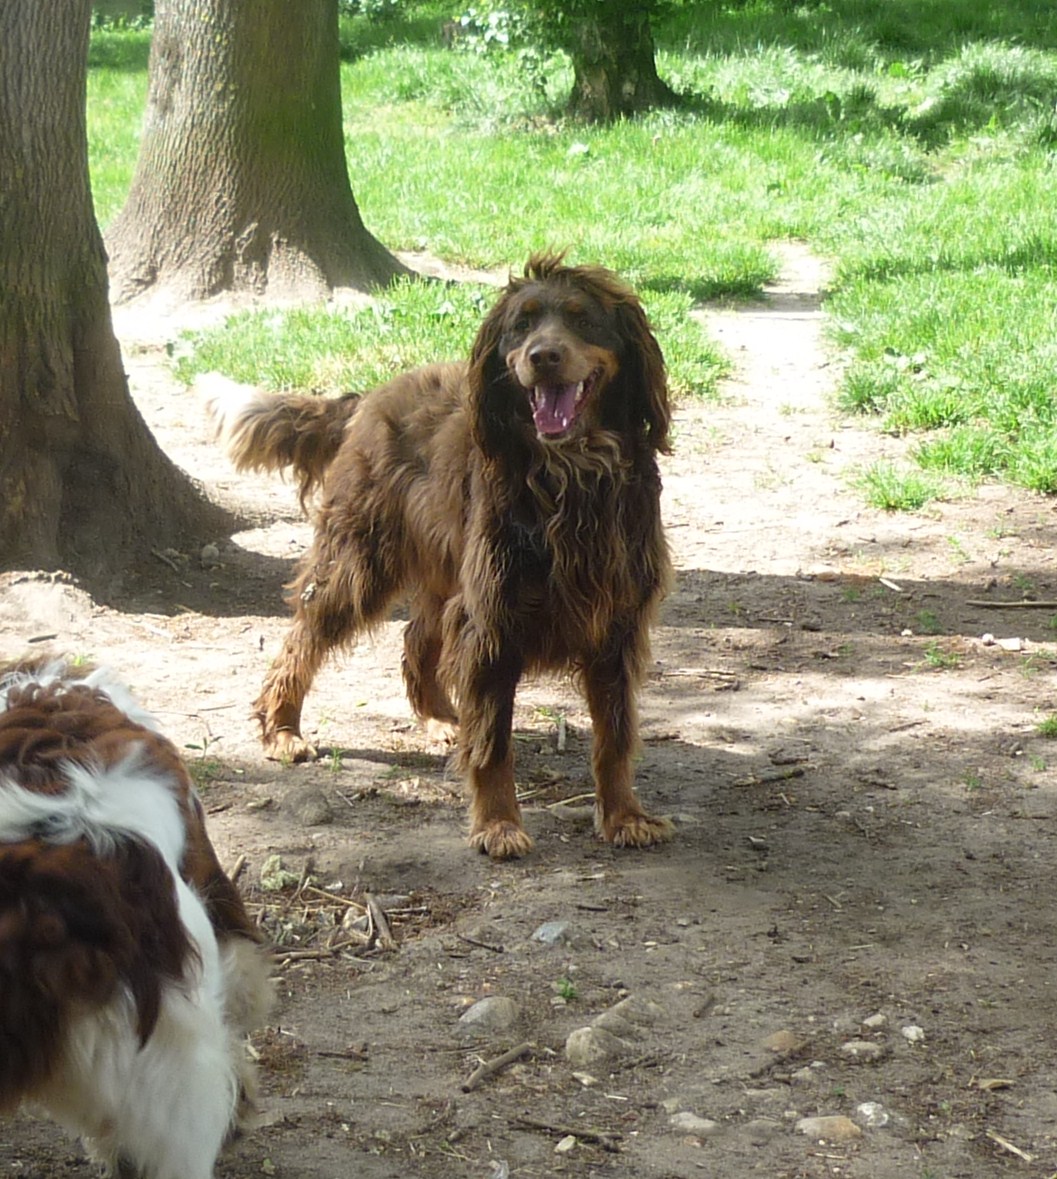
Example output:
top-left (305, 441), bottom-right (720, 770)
top-left (207, 253), bottom-right (674, 859)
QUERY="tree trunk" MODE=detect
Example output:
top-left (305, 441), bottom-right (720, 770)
top-left (567, 9), bottom-right (679, 122)
top-left (0, 0), bottom-right (232, 580)
top-left (106, 0), bottom-right (410, 303)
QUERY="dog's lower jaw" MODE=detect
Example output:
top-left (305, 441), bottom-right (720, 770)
top-left (469, 819), bottom-right (534, 860)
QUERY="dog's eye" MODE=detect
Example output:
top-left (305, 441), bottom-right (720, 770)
top-left (512, 315), bottom-right (532, 333)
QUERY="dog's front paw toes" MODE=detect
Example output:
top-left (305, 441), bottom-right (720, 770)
top-left (602, 812), bottom-right (675, 849)
top-left (424, 718), bottom-right (459, 747)
top-left (469, 821), bottom-right (534, 860)
top-left (263, 730), bottom-right (318, 764)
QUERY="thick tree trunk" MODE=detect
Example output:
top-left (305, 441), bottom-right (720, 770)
top-left (0, 0), bottom-right (232, 579)
top-left (567, 9), bottom-right (679, 122)
top-left (106, 0), bottom-right (410, 302)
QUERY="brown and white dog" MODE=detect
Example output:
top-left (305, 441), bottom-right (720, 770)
top-left (0, 660), bottom-right (272, 1179)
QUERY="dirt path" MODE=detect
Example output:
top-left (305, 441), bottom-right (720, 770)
top-left (4, 247), bottom-right (1057, 1178)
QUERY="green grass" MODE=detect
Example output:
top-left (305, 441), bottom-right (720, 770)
top-left (856, 461), bottom-right (945, 511)
top-left (86, 2), bottom-right (1057, 489)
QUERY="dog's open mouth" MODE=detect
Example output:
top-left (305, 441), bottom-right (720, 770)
top-left (530, 369), bottom-right (599, 438)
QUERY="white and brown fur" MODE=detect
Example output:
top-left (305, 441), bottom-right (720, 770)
top-left (0, 659), bottom-right (272, 1179)
top-left (206, 252), bottom-right (675, 860)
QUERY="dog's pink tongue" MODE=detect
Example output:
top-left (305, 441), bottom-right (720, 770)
top-left (533, 382), bottom-right (579, 436)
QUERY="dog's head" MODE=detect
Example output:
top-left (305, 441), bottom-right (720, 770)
top-left (469, 252), bottom-right (671, 460)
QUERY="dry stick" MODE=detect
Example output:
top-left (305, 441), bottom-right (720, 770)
top-left (365, 893), bottom-right (395, 950)
top-left (986, 1129), bottom-right (1035, 1163)
top-left (456, 933), bottom-right (506, 953)
top-left (150, 547), bottom-right (181, 572)
top-left (302, 884), bottom-right (367, 911)
top-left (274, 935), bottom-right (368, 965)
top-left (966, 599), bottom-right (1057, 608)
top-left (226, 853), bottom-right (247, 885)
top-left (273, 948), bottom-right (338, 964)
top-left (513, 1115), bottom-right (622, 1152)
top-left (461, 1042), bottom-right (533, 1092)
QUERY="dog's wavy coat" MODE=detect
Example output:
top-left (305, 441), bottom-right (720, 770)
top-left (209, 253), bottom-right (674, 859)
top-left (0, 660), bottom-right (272, 1179)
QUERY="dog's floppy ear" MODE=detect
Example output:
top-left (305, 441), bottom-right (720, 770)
top-left (468, 289), bottom-right (517, 460)
top-left (614, 295), bottom-right (672, 455)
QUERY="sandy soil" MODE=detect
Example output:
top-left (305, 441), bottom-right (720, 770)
top-left (4, 245), bottom-right (1057, 1178)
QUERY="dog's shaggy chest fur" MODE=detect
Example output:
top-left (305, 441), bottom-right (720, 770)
top-left (208, 253), bottom-right (675, 859)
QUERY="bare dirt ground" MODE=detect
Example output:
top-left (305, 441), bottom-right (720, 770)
top-left (5, 245), bottom-right (1057, 1178)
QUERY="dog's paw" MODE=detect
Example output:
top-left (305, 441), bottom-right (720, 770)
top-left (469, 820), bottom-right (534, 860)
top-left (600, 811), bottom-right (675, 849)
top-left (424, 718), bottom-right (459, 747)
top-left (263, 730), bottom-right (317, 764)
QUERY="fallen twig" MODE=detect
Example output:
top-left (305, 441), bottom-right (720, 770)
top-left (513, 1115), bottom-right (621, 1152)
top-left (365, 893), bottom-right (396, 950)
top-left (273, 947), bottom-right (339, 964)
top-left (986, 1128), bottom-right (1034, 1163)
top-left (966, 599), bottom-right (1057, 609)
top-left (456, 933), bottom-right (505, 953)
top-left (545, 792), bottom-right (595, 811)
top-left (150, 547), bottom-right (181, 572)
top-left (461, 1041), bottom-right (533, 1091)
top-left (226, 853), bottom-right (247, 885)
top-left (302, 884), bottom-right (367, 911)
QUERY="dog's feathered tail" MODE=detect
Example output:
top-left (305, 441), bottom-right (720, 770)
top-left (198, 372), bottom-right (360, 508)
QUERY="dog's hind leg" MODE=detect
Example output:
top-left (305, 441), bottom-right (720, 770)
top-left (255, 535), bottom-right (397, 761)
top-left (402, 592), bottom-right (459, 745)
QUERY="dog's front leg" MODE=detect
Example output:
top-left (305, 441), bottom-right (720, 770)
top-left (583, 636), bottom-right (674, 849)
top-left (457, 645), bottom-right (533, 859)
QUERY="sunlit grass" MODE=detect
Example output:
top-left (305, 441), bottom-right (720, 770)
top-left (87, 2), bottom-right (1057, 488)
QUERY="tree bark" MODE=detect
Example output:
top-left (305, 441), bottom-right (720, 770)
top-left (106, 0), bottom-right (411, 303)
top-left (567, 9), bottom-right (679, 122)
top-left (0, 0), bottom-right (232, 579)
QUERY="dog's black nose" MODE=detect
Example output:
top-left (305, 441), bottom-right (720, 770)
top-left (528, 342), bottom-right (564, 370)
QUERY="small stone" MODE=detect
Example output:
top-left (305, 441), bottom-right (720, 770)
top-left (532, 920), bottom-right (572, 945)
top-left (293, 789), bottom-right (334, 826)
top-left (743, 1118), bottom-right (783, 1143)
top-left (342, 909), bottom-right (369, 933)
top-left (997, 636), bottom-right (1024, 652)
top-left (762, 1029), bottom-right (804, 1055)
top-left (840, 1040), bottom-right (885, 1063)
top-left (796, 1115), bottom-right (862, 1143)
top-left (901, 1024), bottom-right (926, 1043)
top-left (856, 1101), bottom-right (890, 1128)
top-left (458, 996), bottom-right (519, 1037)
top-left (199, 542), bottom-right (221, 568)
top-left (554, 1135), bottom-right (577, 1154)
top-left (372, 893), bottom-right (413, 910)
top-left (862, 1012), bottom-right (887, 1030)
top-left (668, 1112), bottom-right (720, 1137)
top-left (591, 995), bottom-right (664, 1039)
top-left (565, 1026), bottom-right (630, 1068)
